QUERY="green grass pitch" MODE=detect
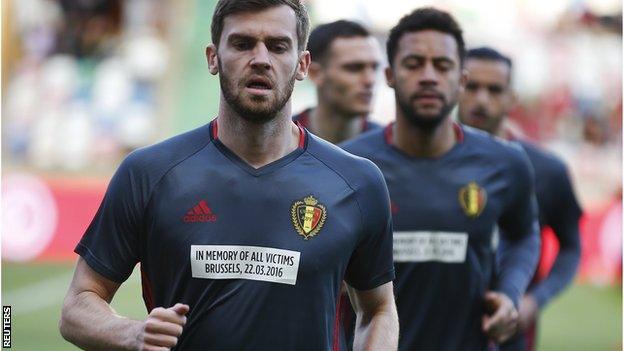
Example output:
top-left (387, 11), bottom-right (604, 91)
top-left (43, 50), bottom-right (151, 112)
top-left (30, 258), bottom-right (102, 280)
top-left (1, 262), bottom-right (621, 350)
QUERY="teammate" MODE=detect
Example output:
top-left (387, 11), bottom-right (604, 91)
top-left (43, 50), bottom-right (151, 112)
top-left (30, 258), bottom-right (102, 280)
top-left (293, 20), bottom-right (382, 143)
top-left (458, 47), bottom-right (582, 351)
top-left (58, 1), bottom-right (399, 350)
top-left (342, 8), bottom-right (540, 350)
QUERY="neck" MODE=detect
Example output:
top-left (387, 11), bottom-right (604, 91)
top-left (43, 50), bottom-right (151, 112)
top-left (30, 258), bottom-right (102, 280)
top-left (493, 120), bottom-right (510, 139)
top-left (393, 112), bottom-right (456, 158)
top-left (216, 97), bottom-right (299, 168)
top-left (309, 104), bottom-right (363, 144)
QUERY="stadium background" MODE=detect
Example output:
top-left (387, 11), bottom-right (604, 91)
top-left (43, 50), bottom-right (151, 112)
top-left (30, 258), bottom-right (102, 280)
top-left (1, 0), bottom-right (621, 349)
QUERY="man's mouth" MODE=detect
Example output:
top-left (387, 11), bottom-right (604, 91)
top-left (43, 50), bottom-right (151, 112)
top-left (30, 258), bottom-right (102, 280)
top-left (413, 92), bottom-right (443, 101)
top-left (470, 109), bottom-right (489, 120)
top-left (245, 77), bottom-right (273, 90)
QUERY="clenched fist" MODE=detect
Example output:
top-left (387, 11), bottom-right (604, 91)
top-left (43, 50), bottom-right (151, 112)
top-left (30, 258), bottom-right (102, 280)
top-left (482, 291), bottom-right (518, 343)
top-left (135, 303), bottom-right (189, 351)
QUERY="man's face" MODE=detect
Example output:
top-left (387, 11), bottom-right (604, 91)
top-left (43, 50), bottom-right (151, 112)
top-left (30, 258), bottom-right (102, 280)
top-left (386, 30), bottom-right (464, 129)
top-left (312, 36), bottom-right (381, 117)
top-left (458, 59), bottom-right (514, 134)
top-left (208, 6), bottom-right (309, 123)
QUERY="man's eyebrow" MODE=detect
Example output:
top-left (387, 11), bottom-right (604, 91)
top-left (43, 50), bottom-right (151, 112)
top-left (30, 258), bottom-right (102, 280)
top-left (227, 33), bottom-right (255, 42)
top-left (401, 54), bottom-right (425, 62)
top-left (227, 33), bottom-right (292, 44)
top-left (400, 54), bottom-right (456, 64)
top-left (432, 57), bottom-right (455, 64)
top-left (265, 36), bottom-right (293, 44)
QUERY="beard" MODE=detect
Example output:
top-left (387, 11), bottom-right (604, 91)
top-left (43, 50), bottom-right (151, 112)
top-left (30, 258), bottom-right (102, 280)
top-left (219, 61), bottom-right (297, 124)
top-left (396, 89), bottom-right (456, 130)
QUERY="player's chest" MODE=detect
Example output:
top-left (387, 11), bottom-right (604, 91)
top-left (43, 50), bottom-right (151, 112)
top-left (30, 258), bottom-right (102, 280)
top-left (143, 173), bottom-right (360, 274)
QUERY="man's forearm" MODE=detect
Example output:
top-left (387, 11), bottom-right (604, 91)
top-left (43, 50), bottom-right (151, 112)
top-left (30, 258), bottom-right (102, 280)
top-left (353, 302), bottom-right (399, 351)
top-left (530, 243), bottom-right (580, 307)
top-left (60, 290), bottom-right (141, 351)
top-left (497, 226), bottom-right (540, 306)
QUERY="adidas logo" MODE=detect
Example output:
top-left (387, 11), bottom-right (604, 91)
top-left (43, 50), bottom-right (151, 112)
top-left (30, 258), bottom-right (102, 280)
top-left (183, 200), bottom-right (217, 223)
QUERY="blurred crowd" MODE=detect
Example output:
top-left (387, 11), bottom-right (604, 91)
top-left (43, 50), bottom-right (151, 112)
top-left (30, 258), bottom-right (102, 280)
top-left (2, 0), bottom-right (621, 212)
top-left (3, 0), bottom-right (171, 171)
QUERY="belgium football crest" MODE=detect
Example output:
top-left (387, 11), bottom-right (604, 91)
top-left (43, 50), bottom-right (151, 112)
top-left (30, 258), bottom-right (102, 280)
top-left (458, 182), bottom-right (487, 218)
top-left (291, 195), bottom-right (327, 240)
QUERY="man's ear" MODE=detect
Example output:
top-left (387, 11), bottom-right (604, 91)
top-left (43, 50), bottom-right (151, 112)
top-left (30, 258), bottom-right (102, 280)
top-left (459, 68), bottom-right (469, 93)
top-left (385, 66), bottom-right (395, 88)
top-left (206, 44), bottom-right (219, 75)
top-left (308, 61), bottom-right (325, 86)
top-left (295, 50), bottom-right (311, 81)
top-left (504, 90), bottom-right (519, 115)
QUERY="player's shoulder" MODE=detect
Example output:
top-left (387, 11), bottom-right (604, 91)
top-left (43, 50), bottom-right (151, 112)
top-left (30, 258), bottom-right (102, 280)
top-left (307, 132), bottom-right (385, 191)
top-left (517, 139), bottom-right (569, 176)
top-left (462, 124), bottom-right (529, 165)
top-left (121, 123), bottom-right (212, 175)
top-left (340, 127), bottom-right (386, 159)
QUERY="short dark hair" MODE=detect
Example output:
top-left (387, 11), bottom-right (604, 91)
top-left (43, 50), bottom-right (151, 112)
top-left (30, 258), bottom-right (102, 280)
top-left (211, 0), bottom-right (310, 51)
top-left (466, 47), bottom-right (513, 69)
top-left (466, 47), bottom-right (513, 82)
top-left (386, 7), bottom-right (465, 67)
top-left (307, 20), bottom-right (370, 63)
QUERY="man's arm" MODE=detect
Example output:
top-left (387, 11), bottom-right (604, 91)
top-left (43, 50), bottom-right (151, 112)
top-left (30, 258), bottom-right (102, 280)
top-left (59, 258), bottom-right (188, 351)
top-left (347, 282), bottom-right (398, 351)
top-left (518, 164), bottom-right (582, 330)
top-left (485, 145), bottom-right (541, 343)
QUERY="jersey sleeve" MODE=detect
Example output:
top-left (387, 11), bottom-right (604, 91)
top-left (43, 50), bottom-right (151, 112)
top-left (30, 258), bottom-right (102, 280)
top-left (530, 163), bottom-right (582, 307)
top-left (344, 161), bottom-right (395, 291)
top-left (74, 154), bottom-right (146, 283)
top-left (495, 146), bottom-right (541, 306)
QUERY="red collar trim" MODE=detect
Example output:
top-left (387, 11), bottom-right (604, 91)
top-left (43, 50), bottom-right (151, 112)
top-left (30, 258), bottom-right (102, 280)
top-left (211, 119), bottom-right (219, 140)
top-left (296, 121), bottom-right (306, 149)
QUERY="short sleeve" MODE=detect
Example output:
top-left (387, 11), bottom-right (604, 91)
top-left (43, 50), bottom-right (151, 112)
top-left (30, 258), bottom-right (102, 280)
top-left (344, 161), bottom-right (395, 290)
top-left (74, 155), bottom-right (145, 283)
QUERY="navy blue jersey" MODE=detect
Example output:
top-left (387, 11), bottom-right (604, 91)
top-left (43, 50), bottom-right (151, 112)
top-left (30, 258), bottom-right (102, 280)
top-left (500, 141), bottom-right (582, 351)
top-left (293, 107), bottom-right (382, 134)
top-left (341, 123), bottom-right (539, 351)
top-left (75, 120), bottom-right (394, 351)
top-left (518, 140), bottom-right (582, 305)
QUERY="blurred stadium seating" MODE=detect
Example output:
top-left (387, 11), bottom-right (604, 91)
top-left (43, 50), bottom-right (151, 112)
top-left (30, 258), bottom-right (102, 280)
top-left (1, 0), bottom-right (621, 349)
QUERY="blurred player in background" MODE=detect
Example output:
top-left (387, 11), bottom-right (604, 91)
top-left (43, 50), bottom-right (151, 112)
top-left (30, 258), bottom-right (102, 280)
top-left (342, 7), bottom-right (540, 350)
top-left (458, 47), bottom-right (582, 351)
top-left (59, 0), bottom-right (399, 350)
top-left (293, 20), bottom-right (382, 143)
top-left (293, 19), bottom-right (385, 350)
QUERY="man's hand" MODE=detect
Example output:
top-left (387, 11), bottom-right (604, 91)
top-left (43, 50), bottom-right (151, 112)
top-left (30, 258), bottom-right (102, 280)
top-left (517, 294), bottom-right (538, 332)
top-left (482, 291), bottom-right (518, 343)
top-left (136, 303), bottom-right (189, 351)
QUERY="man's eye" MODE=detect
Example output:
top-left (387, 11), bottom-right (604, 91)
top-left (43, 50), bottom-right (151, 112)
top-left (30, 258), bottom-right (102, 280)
top-left (435, 62), bottom-right (452, 72)
top-left (233, 41), bottom-right (253, 50)
top-left (343, 64), bottom-right (364, 72)
top-left (270, 44), bottom-right (288, 53)
top-left (488, 85), bottom-right (504, 94)
top-left (403, 59), bottom-right (421, 69)
top-left (465, 82), bottom-right (479, 91)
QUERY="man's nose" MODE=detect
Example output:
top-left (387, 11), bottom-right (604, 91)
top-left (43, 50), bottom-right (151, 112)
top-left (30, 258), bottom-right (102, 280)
top-left (475, 88), bottom-right (489, 104)
top-left (362, 67), bottom-right (376, 87)
top-left (250, 43), bottom-right (271, 70)
top-left (418, 63), bottom-right (438, 86)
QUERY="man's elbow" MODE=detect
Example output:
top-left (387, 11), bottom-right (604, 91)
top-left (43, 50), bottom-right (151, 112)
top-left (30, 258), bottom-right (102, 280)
top-left (58, 297), bottom-right (77, 344)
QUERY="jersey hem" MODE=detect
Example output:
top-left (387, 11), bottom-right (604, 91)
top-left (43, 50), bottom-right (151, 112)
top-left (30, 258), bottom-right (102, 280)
top-left (348, 268), bottom-right (395, 291)
top-left (75, 243), bottom-right (130, 283)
